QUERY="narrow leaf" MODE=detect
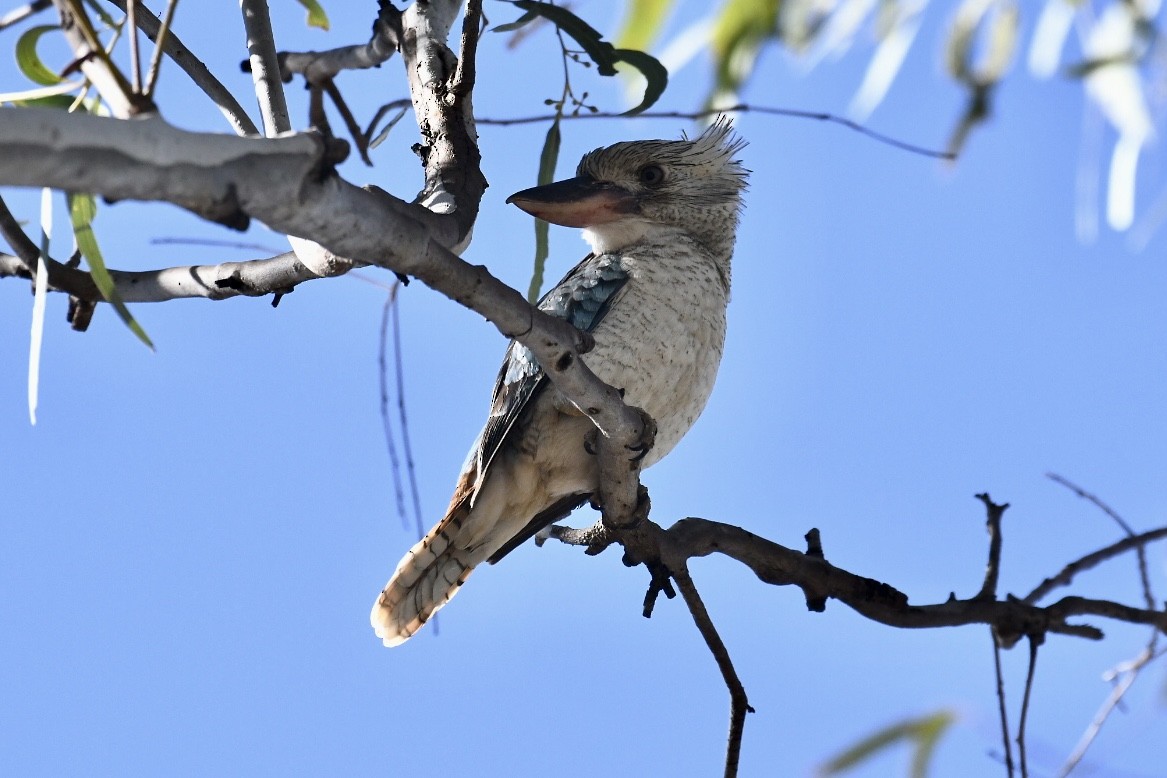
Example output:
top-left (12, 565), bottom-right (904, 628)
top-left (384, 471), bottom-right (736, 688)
top-left (527, 118), bottom-right (560, 304)
top-left (818, 710), bottom-right (956, 778)
top-left (29, 188), bottom-right (52, 425)
top-left (511, 1), bottom-right (619, 74)
top-left (709, 0), bottom-right (780, 103)
top-left (16, 25), bottom-right (64, 86)
top-left (614, 0), bottom-right (676, 52)
top-left (491, 9), bottom-right (538, 34)
top-left (503, 1), bottom-right (669, 112)
top-left (67, 193), bottom-right (154, 350)
top-left (294, 0), bottom-right (330, 31)
top-left (615, 49), bottom-right (669, 115)
top-left (1, 83), bottom-right (85, 107)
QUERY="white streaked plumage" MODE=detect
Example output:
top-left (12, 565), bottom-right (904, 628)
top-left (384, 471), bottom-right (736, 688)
top-left (372, 120), bottom-right (748, 646)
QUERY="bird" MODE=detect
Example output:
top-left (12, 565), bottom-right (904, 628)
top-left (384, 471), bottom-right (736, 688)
top-left (371, 119), bottom-right (748, 646)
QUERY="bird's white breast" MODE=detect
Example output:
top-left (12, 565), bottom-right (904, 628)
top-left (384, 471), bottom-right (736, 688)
top-left (585, 233), bottom-right (728, 467)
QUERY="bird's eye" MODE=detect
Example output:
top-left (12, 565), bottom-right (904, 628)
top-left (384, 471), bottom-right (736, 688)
top-left (638, 165), bottom-right (665, 187)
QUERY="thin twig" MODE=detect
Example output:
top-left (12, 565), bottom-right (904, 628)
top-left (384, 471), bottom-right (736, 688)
top-left (378, 286), bottom-right (409, 531)
top-left (0, 194), bottom-right (42, 274)
top-left (1017, 634), bottom-right (1042, 778)
top-left (1047, 473), bottom-right (1156, 611)
top-left (126, 0), bottom-right (141, 93)
top-left (476, 104), bottom-right (956, 161)
top-left (104, 0), bottom-right (257, 135)
top-left (671, 565), bottom-right (753, 778)
top-left (0, 0), bottom-right (51, 30)
top-left (1024, 526), bottom-right (1167, 604)
top-left (391, 291), bottom-right (426, 543)
top-left (991, 631), bottom-right (1015, 778)
top-left (143, 0), bottom-right (179, 97)
top-left (1057, 643), bottom-right (1166, 776)
top-left (976, 493), bottom-right (1009, 600)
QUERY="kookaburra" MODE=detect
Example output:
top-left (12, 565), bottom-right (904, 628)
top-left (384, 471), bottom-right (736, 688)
top-left (372, 120), bottom-right (749, 646)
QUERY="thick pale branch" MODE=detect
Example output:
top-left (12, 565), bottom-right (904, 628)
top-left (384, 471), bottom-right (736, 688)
top-left (275, 11), bottom-right (399, 84)
top-left (398, 0), bottom-right (486, 240)
top-left (0, 108), bottom-right (645, 455)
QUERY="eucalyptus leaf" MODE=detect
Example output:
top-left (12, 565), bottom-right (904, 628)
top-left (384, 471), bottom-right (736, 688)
top-left (503, 1), bottom-right (669, 112)
top-left (615, 0), bottom-right (676, 52)
top-left (293, 0), bottom-right (330, 30)
top-left (819, 709), bottom-right (956, 778)
top-left (67, 193), bottom-right (154, 350)
top-left (527, 118), bottom-right (560, 303)
top-left (15, 25), bottom-right (63, 87)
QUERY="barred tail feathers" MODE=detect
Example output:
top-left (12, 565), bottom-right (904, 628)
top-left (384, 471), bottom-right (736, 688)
top-left (371, 505), bottom-right (482, 647)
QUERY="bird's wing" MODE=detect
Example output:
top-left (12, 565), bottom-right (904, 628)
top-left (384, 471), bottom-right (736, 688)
top-left (469, 252), bottom-right (631, 500)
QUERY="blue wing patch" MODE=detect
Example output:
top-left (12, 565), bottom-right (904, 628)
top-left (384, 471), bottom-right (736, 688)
top-left (470, 253), bottom-right (630, 495)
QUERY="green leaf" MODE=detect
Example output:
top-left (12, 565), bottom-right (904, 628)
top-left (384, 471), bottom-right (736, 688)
top-left (614, 0), bottom-right (676, 52)
top-left (818, 710), bottom-right (956, 778)
top-left (294, 0), bottom-right (330, 31)
top-left (614, 49), bottom-right (669, 115)
top-left (491, 9), bottom-right (538, 34)
top-left (512, 1), bottom-right (618, 73)
top-left (504, 1), bottom-right (669, 113)
top-left (527, 118), bottom-right (560, 304)
top-left (709, 0), bottom-right (780, 103)
top-left (16, 26), bottom-right (64, 86)
top-left (67, 193), bottom-right (154, 350)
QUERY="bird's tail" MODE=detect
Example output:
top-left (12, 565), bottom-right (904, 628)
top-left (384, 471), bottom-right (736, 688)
top-left (370, 504), bottom-right (485, 647)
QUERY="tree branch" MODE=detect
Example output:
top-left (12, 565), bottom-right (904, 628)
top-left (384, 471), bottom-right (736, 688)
top-left (1023, 526), bottom-right (1167, 604)
top-left (52, 0), bottom-right (150, 117)
top-left (548, 515), bottom-right (1167, 642)
top-left (673, 565), bottom-right (753, 778)
top-left (240, 0), bottom-right (290, 136)
top-left (103, 0), bottom-right (258, 135)
top-left (0, 0), bottom-right (51, 31)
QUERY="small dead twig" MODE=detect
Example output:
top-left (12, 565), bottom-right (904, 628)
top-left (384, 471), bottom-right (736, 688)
top-left (992, 631), bottom-right (1016, 778)
top-left (1017, 634), bottom-right (1042, 778)
top-left (976, 493), bottom-right (1009, 601)
top-left (672, 565), bottom-right (753, 778)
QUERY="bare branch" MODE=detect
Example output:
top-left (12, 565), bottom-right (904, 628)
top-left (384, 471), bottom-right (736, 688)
top-left (0, 0), bottom-right (51, 30)
top-left (991, 632), bottom-right (1015, 778)
top-left (397, 0), bottom-right (486, 241)
top-left (1048, 472), bottom-right (1157, 612)
top-left (126, 0), bottom-right (141, 94)
top-left (274, 10), bottom-right (400, 84)
top-left (976, 493), bottom-right (1009, 600)
top-left (142, 0), bottom-right (179, 98)
top-left (105, 0), bottom-right (258, 136)
top-left (239, 0), bottom-right (289, 136)
top-left (1024, 527), bottom-right (1167, 604)
top-left (51, 0), bottom-right (150, 117)
top-left (1017, 634), bottom-right (1042, 778)
top-left (673, 566), bottom-right (753, 778)
top-left (1058, 643), bottom-right (1166, 777)
top-left (548, 515), bottom-right (1167, 642)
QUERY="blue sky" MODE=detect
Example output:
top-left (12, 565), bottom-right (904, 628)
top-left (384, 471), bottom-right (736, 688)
top-left (2, 2), bottom-right (1166, 776)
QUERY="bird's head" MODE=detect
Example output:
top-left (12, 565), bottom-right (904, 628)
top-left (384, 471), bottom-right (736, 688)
top-left (507, 118), bottom-right (749, 257)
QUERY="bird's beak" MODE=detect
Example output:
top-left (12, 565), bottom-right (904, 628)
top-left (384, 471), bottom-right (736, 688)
top-left (506, 176), bottom-right (638, 228)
